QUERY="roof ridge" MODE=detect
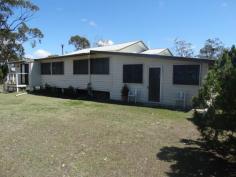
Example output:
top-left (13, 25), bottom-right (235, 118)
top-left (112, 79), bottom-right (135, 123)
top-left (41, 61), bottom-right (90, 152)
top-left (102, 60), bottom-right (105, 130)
top-left (73, 40), bottom-right (140, 51)
top-left (66, 40), bottom-right (145, 56)
top-left (116, 40), bottom-right (144, 51)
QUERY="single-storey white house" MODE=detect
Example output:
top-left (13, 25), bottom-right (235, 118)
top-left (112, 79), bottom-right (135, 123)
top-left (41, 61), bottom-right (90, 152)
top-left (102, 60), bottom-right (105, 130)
top-left (6, 41), bottom-right (213, 107)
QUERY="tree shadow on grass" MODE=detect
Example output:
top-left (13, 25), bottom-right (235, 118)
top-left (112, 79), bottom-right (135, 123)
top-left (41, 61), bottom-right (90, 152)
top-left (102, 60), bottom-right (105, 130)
top-left (157, 139), bottom-right (236, 177)
top-left (157, 110), bottom-right (236, 177)
top-left (157, 140), bottom-right (236, 177)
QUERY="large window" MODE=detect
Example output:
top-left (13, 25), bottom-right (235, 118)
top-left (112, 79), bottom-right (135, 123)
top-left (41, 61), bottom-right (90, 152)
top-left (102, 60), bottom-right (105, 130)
top-left (123, 64), bottom-right (143, 83)
top-left (90, 58), bottom-right (109, 74)
top-left (52, 62), bottom-right (64, 75)
top-left (173, 65), bottom-right (200, 85)
top-left (41, 63), bottom-right (51, 75)
top-left (74, 60), bottom-right (88, 74)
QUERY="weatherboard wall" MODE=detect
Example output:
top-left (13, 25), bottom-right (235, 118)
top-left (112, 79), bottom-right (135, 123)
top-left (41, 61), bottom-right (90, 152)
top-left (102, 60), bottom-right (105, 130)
top-left (39, 56), bottom-right (90, 89)
top-left (108, 54), bottom-right (209, 107)
top-left (36, 54), bottom-right (209, 107)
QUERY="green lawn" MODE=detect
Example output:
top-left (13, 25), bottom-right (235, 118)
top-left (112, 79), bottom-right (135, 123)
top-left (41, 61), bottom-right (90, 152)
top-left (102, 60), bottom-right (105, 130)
top-left (0, 93), bottom-right (199, 177)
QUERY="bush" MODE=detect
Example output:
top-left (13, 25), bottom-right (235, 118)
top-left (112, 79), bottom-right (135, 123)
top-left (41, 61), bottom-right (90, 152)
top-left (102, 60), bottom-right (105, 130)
top-left (193, 45), bottom-right (236, 159)
top-left (51, 86), bottom-right (61, 97)
top-left (121, 84), bottom-right (129, 102)
top-left (0, 64), bottom-right (8, 80)
top-left (44, 83), bottom-right (52, 95)
top-left (87, 83), bottom-right (92, 97)
top-left (0, 69), bottom-right (3, 84)
top-left (64, 86), bottom-right (77, 98)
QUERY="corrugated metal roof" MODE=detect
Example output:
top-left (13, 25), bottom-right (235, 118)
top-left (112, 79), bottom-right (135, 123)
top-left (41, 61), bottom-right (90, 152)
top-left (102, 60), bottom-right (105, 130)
top-left (142, 49), bottom-right (167, 55)
top-left (34, 40), bottom-right (213, 63)
top-left (65, 41), bottom-right (141, 56)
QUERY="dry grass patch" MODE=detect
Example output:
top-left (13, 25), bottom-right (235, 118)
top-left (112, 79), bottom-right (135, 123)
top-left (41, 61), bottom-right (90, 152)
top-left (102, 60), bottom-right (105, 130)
top-left (0, 93), bottom-right (199, 177)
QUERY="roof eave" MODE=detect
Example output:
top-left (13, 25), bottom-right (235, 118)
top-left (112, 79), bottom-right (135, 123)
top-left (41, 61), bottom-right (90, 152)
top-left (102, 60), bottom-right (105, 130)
top-left (34, 52), bottom-right (91, 61)
top-left (33, 50), bottom-right (215, 64)
top-left (90, 50), bottom-right (215, 63)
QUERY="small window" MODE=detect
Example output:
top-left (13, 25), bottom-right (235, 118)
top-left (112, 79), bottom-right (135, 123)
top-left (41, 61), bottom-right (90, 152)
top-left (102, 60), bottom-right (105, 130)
top-left (74, 60), bottom-right (88, 74)
top-left (123, 64), bottom-right (143, 83)
top-left (173, 65), bottom-right (200, 85)
top-left (41, 63), bottom-right (51, 75)
top-left (90, 58), bottom-right (109, 74)
top-left (52, 62), bottom-right (64, 75)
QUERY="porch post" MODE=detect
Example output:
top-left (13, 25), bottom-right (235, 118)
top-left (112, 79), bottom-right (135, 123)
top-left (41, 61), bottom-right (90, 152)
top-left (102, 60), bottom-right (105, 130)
top-left (16, 73), bottom-right (19, 92)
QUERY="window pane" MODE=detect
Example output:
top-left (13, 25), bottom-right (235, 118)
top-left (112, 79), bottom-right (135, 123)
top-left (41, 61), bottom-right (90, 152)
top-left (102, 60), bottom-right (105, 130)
top-left (52, 62), bottom-right (64, 75)
top-left (173, 65), bottom-right (200, 85)
top-left (90, 58), bottom-right (109, 74)
top-left (74, 60), bottom-right (88, 74)
top-left (41, 63), bottom-right (51, 75)
top-left (123, 64), bottom-right (143, 83)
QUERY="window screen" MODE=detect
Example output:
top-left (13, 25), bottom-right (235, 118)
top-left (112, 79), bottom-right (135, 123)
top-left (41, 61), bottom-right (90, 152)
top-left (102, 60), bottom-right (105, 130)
top-left (90, 58), bottom-right (109, 74)
top-left (73, 60), bottom-right (88, 74)
top-left (173, 65), bottom-right (200, 85)
top-left (52, 62), bottom-right (64, 75)
top-left (41, 63), bottom-right (51, 75)
top-left (123, 64), bottom-right (143, 83)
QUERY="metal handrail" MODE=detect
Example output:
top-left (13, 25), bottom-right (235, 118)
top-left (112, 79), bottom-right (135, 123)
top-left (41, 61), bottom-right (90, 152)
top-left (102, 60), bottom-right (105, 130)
top-left (8, 73), bottom-right (29, 75)
top-left (6, 73), bottom-right (29, 85)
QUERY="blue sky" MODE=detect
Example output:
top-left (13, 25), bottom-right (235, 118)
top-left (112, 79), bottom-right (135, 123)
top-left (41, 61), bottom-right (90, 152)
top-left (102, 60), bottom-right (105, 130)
top-left (24, 0), bottom-right (236, 58)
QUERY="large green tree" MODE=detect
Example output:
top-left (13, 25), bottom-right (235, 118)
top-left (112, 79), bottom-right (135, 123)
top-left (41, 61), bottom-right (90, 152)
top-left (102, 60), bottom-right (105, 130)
top-left (0, 0), bottom-right (43, 62)
top-left (0, 64), bottom-right (8, 83)
top-left (68, 35), bottom-right (90, 50)
top-left (199, 38), bottom-right (224, 59)
top-left (193, 45), bottom-right (236, 159)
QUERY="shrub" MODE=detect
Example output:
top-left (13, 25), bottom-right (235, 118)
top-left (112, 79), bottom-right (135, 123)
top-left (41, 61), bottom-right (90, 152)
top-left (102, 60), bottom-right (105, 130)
top-left (193, 45), bottom-right (236, 159)
top-left (121, 84), bottom-right (129, 102)
top-left (64, 86), bottom-right (77, 98)
top-left (51, 86), bottom-right (61, 97)
top-left (121, 84), bottom-right (129, 97)
top-left (44, 83), bottom-right (52, 95)
top-left (0, 69), bottom-right (3, 84)
top-left (0, 64), bottom-right (8, 80)
top-left (87, 83), bottom-right (92, 97)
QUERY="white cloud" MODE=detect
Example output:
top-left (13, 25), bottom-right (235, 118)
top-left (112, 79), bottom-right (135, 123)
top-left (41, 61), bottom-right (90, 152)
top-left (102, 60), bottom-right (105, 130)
top-left (24, 54), bottom-right (34, 59)
top-left (96, 40), bottom-right (114, 47)
top-left (81, 18), bottom-right (97, 27)
top-left (25, 49), bottom-right (51, 59)
top-left (34, 49), bottom-right (51, 58)
top-left (89, 21), bottom-right (97, 27)
top-left (81, 18), bottom-right (88, 22)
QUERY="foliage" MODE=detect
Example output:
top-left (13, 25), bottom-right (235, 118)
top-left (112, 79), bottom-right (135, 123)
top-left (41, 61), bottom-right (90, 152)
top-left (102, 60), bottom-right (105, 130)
top-left (0, 0), bottom-right (43, 61)
top-left (174, 38), bottom-right (194, 57)
top-left (199, 38), bottom-right (224, 59)
top-left (64, 86), bottom-right (77, 98)
top-left (0, 64), bottom-right (8, 79)
top-left (51, 86), bottom-right (61, 97)
top-left (44, 83), bottom-right (52, 95)
top-left (193, 45), bottom-right (236, 159)
top-left (87, 82), bottom-right (92, 97)
top-left (0, 68), bottom-right (3, 83)
top-left (68, 35), bottom-right (90, 50)
top-left (121, 84), bottom-right (129, 97)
